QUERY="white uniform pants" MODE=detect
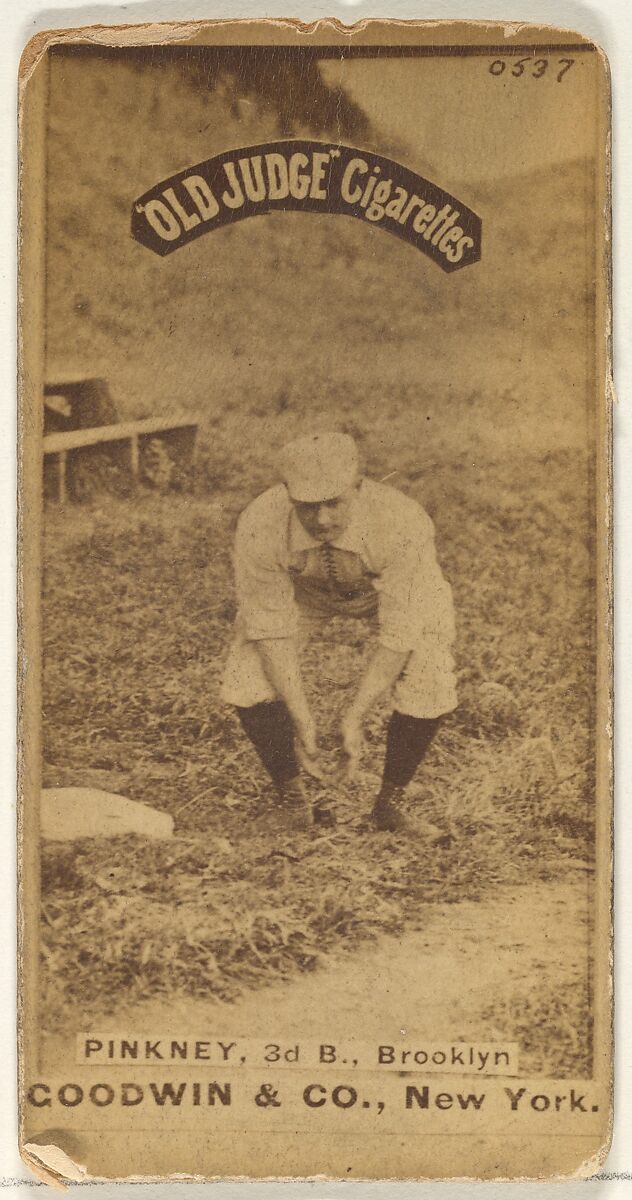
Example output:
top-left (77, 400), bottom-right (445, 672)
top-left (221, 609), bottom-right (457, 719)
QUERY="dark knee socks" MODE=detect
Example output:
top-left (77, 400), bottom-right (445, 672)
top-left (235, 701), bottom-right (299, 787)
top-left (236, 704), bottom-right (441, 793)
top-left (381, 711), bottom-right (442, 791)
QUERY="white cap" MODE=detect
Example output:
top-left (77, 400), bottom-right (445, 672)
top-left (278, 433), bottom-right (359, 502)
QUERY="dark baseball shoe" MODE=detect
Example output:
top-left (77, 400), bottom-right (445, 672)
top-left (371, 787), bottom-right (453, 845)
top-left (312, 797), bottom-right (337, 829)
top-left (277, 777), bottom-right (314, 830)
top-left (371, 788), bottom-right (418, 834)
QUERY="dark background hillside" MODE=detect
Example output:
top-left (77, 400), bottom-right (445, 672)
top-left (45, 46), bottom-right (596, 484)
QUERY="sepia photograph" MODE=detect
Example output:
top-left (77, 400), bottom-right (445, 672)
top-left (19, 20), bottom-right (611, 1182)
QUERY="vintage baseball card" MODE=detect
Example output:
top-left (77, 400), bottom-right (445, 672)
top-left (18, 17), bottom-right (612, 1183)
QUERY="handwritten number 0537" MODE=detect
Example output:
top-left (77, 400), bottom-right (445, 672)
top-left (489, 58), bottom-right (575, 81)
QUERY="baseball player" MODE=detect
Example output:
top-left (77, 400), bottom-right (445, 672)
top-left (221, 432), bottom-right (457, 832)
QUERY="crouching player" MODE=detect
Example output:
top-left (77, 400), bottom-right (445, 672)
top-left (221, 432), bottom-right (457, 832)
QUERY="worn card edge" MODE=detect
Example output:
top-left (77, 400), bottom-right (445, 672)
top-left (15, 15), bottom-right (614, 1186)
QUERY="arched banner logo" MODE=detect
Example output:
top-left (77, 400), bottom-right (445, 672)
top-left (132, 141), bottom-right (481, 273)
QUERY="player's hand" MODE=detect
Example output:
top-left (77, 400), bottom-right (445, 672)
top-left (340, 713), bottom-right (365, 779)
top-left (295, 717), bottom-right (326, 780)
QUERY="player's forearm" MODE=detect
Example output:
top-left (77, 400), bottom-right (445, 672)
top-left (257, 638), bottom-right (312, 727)
top-left (347, 645), bottom-right (409, 720)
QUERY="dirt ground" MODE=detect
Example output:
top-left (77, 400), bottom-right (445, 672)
top-left (43, 875), bottom-right (591, 1077)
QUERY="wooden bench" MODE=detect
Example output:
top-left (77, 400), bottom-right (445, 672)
top-left (43, 416), bottom-right (200, 502)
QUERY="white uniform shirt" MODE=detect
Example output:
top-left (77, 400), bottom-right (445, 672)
top-left (233, 479), bottom-right (455, 655)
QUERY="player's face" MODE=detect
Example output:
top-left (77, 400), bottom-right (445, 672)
top-left (292, 481), bottom-right (360, 543)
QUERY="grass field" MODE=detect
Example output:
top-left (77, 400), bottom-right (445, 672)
top-left (41, 443), bottom-right (595, 1074)
top-left (39, 49), bottom-right (597, 1076)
